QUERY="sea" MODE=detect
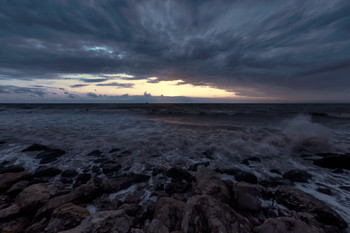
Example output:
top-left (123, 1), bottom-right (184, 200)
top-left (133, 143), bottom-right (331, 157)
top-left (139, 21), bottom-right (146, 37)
top-left (0, 103), bottom-right (349, 224)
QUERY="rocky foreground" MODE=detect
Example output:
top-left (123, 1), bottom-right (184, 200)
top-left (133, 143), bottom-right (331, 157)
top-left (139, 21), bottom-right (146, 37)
top-left (0, 143), bottom-right (349, 233)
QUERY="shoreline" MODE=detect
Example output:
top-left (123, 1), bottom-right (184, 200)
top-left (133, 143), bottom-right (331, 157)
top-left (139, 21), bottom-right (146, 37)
top-left (0, 142), bottom-right (349, 233)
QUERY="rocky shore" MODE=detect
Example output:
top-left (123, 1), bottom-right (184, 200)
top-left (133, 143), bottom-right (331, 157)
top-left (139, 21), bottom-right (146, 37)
top-left (0, 143), bottom-right (349, 233)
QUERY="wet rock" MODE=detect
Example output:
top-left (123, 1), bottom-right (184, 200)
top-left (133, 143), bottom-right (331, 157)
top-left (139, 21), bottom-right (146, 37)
top-left (216, 168), bottom-right (241, 175)
top-left (317, 188), bottom-right (332, 195)
top-left (93, 196), bottom-right (121, 211)
top-left (314, 154), bottom-right (350, 170)
top-left (260, 177), bottom-right (291, 188)
top-left (101, 163), bottom-right (121, 174)
top-left (36, 184), bottom-right (100, 218)
top-left (195, 168), bottom-right (229, 202)
top-left (270, 168), bottom-right (282, 174)
top-left (96, 176), bottom-right (132, 193)
top-left (87, 150), bottom-right (103, 157)
top-left (0, 165), bottom-right (25, 174)
top-left (118, 203), bottom-right (139, 216)
top-left (6, 180), bottom-right (30, 196)
top-left (37, 148), bottom-right (66, 164)
top-left (147, 219), bottom-right (170, 233)
top-left (0, 172), bottom-right (32, 192)
top-left (202, 149), bottom-right (214, 159)
top-left (181, 195), bottom-right (252, 233)
top-left (339, 186), bottom-right (350, 192)
top-left (188, 161), bottom-right (210, 172)
top-left (166, 167), bottom-right (194, 181)
top-left (22, 143), bottom-right (50, 152)
top-left (235, 171), bottom-right (258, 184)
top-left (127, 173), bottom-right (150, 183)
top-left (132, 201), bottom-right (155, 229)
top-left (0, 216), bottom-right (30, 233)
top-left (61, 177), bottom-right (73, 184)
top-left (34, 166), bottom-right (61, 177)
top-left (241, 156), bottom-right (261, 166)
top-left (148, 197), bottom-right (185, 233)
top-left (15, 183), bottom-right (51, 211)
top-left (73, 173), bottom-right (91, 188)
top-left (23, 218), bottom-right (48, 233)
top-left (254, 217), bottom-right (323, 233)
top-left (332, 168), bottom-right (344, 174)
top-left (124, 192), bottom-right (143, 204)
top-left (165, 180), bottom-right (191, 194)
top-left (59, 210), bottom-right (132, 233)
top-left (233, 182), bottom-right (261, 212)
top-left (152, 166), bottom-right (166, 176)
top-left (109, 148), bottom-right (121, 153)
top-left (45, 203), bottom-right (90, 233)
top-left (283, 170), bottom-right (312, 183)
top-left (0, 203), bottom-right (20, 220)
top-left (91, 166), bottom-right (100, 174)
top-left (118, 150), bottom-right (132, 157)
top-left (276, 186), bottom-right (347, 229)
top-left (61, 169), bottom-right (78, 178)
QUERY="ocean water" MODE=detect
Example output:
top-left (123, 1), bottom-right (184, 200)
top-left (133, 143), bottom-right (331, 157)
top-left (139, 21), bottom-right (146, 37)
top-left (0, 103), bottom-right (350, 224)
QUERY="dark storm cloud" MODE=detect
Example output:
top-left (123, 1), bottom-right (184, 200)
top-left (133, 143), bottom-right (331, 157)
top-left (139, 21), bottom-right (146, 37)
top-left (1, 0), bottom-right (350, 100)
top-left (0, 85), bottom-right (47, 97)
top-left (95, 82), bottom-right (134, 88)
top-left (79, 78), bottom-right (109, 83)
top-left (70, 84), bottom-right (89, 88)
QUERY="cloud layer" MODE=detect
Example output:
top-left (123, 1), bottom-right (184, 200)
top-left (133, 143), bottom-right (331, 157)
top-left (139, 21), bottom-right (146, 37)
top-left (1, 0), bottom-right (350, 101)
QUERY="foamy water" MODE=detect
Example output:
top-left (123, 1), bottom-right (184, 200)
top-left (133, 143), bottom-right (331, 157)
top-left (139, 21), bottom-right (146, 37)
top-left (0, 104), bottom-right (349, 225)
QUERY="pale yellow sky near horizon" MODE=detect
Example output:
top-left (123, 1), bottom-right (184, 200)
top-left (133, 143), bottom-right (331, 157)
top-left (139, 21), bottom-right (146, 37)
top-left (9, 73), bottom-right (238, 98)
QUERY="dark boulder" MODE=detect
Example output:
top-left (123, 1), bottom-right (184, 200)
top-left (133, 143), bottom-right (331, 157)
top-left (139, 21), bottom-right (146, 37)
top-left (127, 173), bottom-right (150, 183)
top-left (87, 150), bottom-right (103, 157)
top-left (58, 210), bottom-right (132, 233)
top-left (34, 166), bottom-right (62, 177)
top-left (233, 182), bottom-right (261, 212)
top-left (109, 148), bottom-right (121, 153)
top-left (0, 172), bottom-right (32, 192)
top-left (202, 149), bottom-right (214, 159)
top-left (241, 156), bottom-right (261, 166)
top-left (6, 180), bottom-right (30, 196)
top-left (283, 170), bottom-right (312, 183)
top-left (62, 169), bottom-right (78, 178)
top-left (215, 168), bottom-right (241, 176)
top-left (95, 177), bottom-right (132, 193)
top-left (181, 195), bottom-right (252, 233)
top-left (0, 165), bottom-right (24, 174)
top-left (165, 180), bottom-right (191, 194)
top-left (73, 173), bottom-right (92, 188)
top-left (254, 217), bottom-right (323, 233)
top-left (188, 161), bottom-right (210, 172)
top-left (166, 167), bottom-right (194, 181)
top-left (35, 184), bottom-right (100, 218)
top-left (276, 186), bottom-right (347, 229)
top-left (45, 203), bottom-right (90, 232)
top-left (235, 171), bottom-right (258, 184)
top-left (22, 143), bottom-right (49, 152)
top-left (101, 163), bottom-right (121, 174)
top-left (147, 197), bottom-right (185, 232)
top-left (314, 154), bottom-right (350, 170)
top-left (15, 183), bottom-right (51, 211)
top-left (195, 168), bottom-right (229, 203)
top-left (37, 148), bottom-right (66, 164)
top-left (117, 150), bottom-right (132, 157)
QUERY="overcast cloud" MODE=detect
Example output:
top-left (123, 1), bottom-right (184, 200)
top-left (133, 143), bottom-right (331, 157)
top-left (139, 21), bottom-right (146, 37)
top-left (1, 0), bottom-right (350, 101)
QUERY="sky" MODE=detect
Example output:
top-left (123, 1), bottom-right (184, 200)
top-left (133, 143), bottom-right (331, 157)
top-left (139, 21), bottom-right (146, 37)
top-left (1, 0), bottom-right (350, 103)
